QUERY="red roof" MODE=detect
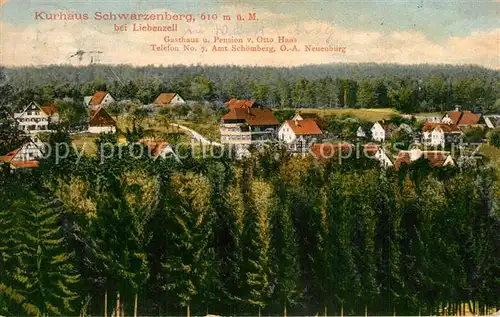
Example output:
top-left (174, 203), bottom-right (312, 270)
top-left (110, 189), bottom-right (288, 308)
top-left (11, 161), bottom-right (39, 169)
top-left (286, 119), bottom-right (322, 135)
top-left (0, 148), bottom-right (21, 163)
top-left (226, 98), bottom-right (255, 110)
top-left (0, 148), bottom-right (39, 169)
top-left (445, 111), bottom-right (462, 125)
top-left (154, 93), bottom-right (178, 105)
top-left (457, 111), bottom-right (482, 125)
top-left (40, 104), bottom-right (58, 116)
top-left (423, 122), bottom-right (461, 133)
top-left (363, 144), bottom-right (380, 157)
top-left (89, 106), bottom-right (116, 127)
top-left (89, 91), bottom-right (109, 106)
top-left (222, 108), bottom-right (279, 126)
top-left (394, 150), bottom-right (451, 170)
top-left (140, 139), bottom-right (170, 158)
top-left (310, 143), bottom-right (353, 161)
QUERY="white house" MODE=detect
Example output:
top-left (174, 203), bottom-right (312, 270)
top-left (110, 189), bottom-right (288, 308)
top-left (371, 122), bottom-right (397, 142)
top-left (14, 102), bottom-right (59, 134)
top-left (357, 127), bottom-right (367, 138)
top-left (278, 119), bottom-right (323, 151)
top-left (153, 93), bottom-right (186, 106)
top-left (422, 123), bottom-right (462, 147)
top-left (85, 91), bottom-right (115, 107)
top-left (363, 144), bottom-right (393, 167)
top-left (220, 108), bottom-right (279, 146)
top-left (0, 137), bottom-right (46, 169)
top-left (88, 106), bottom-right (117, 134)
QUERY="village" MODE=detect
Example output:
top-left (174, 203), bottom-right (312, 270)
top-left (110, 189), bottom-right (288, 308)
top-left (2, 90), bottom-right (499, 171)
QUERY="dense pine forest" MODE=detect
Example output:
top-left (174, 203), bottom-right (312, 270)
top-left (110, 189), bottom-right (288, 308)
top-left (1, 63), bottom-right (500, 316)
top-left (1, 134), bottom-right (499, 316)
top-left (2, 63), bottom-right (500, 113)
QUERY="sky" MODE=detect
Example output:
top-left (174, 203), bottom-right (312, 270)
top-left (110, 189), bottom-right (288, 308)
top-left (0, 0), bottom-right (499, 68)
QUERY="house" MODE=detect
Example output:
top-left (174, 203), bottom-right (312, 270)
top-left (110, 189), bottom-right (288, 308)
top-left (422, 122), bottom-right (462, 147)
top-left (14, 102), bottom-right (59, 133)
top-left (153, 93), bottom-right (185, 107)
top-left (279, 119), bottom-right (323, 152)
top-left (442, 110), bottom-right (484, 127)
top-left (357, 127), bottom-right (367, 138)
top-left (225, 98), bottom-right (255, 110)
top-left (363, 144), bottom-right (394, 167)
top-left (0, 138), bottom-right (46, 169)
top-left (85, 91), bottom-right (115, 107)
top-left (371, 122), bottom-right (397, 142)
top-left (139, 139), bottom-right (176, 160)
top-left (220, 108), bottom-right (279, 145)
top-left (88, 106), bottom-right (116, 134)
top-left (394, 149), bottom-right (455, 170)
top-left (484, 115), bottom-right (500, 129)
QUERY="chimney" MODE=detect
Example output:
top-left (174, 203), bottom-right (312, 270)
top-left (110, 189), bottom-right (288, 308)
top-left (455, 105), bottom-right (461, 112)
top-left (294, 119), bottom-right (299, 126)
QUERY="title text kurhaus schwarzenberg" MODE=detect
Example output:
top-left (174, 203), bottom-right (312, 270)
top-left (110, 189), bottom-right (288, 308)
top-left (34, 11), bottom-right (196, 23)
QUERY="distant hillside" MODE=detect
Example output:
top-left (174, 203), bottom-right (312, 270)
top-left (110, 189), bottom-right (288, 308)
top-left (1, 63), bottom-right (499, 113)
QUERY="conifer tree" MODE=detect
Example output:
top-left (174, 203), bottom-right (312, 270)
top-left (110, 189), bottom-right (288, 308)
top-left (3, 190), bottom-right (80, 316)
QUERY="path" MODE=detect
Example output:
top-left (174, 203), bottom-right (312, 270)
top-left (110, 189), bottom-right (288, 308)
top-left (170, 123), bottom-right (222, 146)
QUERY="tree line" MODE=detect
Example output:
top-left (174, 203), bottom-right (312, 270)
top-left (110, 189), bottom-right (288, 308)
top-left (0, 133), bottom-right (499, 316)
top-left (2, 63), bottom-right (499, 113)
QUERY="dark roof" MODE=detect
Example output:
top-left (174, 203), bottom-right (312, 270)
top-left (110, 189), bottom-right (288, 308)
top-left (89, 106), bottom-right (116, 127)
top-left (222, 108), bottom-right (279, 126)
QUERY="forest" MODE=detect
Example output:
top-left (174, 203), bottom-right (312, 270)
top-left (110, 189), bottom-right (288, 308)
top-left (0, 132), bottom-right (499, 316)
top-left (1, 63), bottom-right (499, 113)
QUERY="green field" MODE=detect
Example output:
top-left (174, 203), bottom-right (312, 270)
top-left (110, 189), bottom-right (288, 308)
top-left (281, 108), bottom-right (399, 122)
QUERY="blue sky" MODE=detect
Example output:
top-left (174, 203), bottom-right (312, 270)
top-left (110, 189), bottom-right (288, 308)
top-left (1, 0), bottom-right (499, 68)
top-left (3, 0), bottom-right (498, 39)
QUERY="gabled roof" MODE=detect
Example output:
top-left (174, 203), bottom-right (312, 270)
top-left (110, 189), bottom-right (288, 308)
top-left (286, 119), bottom-right (323, 135)
top-left (154, 93), bottom-right (179, 105)
top-left (89, 91), bottom-right (110, 106)
top-left (226, 98), bottom-right (255, 110)
top-left (310, 143), bottom-right (353, 161)
top-left (423, 122), bottom-right (461, 133)
top-left (222, 108), bottom-right (279, 126)
top-left (40, 104), bottom-right (58, 116)
top-left (89, 106), bottom-right (116, 127)
top-left (457, 111), bottom-right (482, 125)
top-left (0, 147), bottom-right (39, 169)
top-left (445, 111), bottom-right (462, 125)
top-left (394, 150), bottom-right (453, 170)
top-left (0, 148), bottom-right (21, 163)
top-left (139, 139), bottom-right (170, 159)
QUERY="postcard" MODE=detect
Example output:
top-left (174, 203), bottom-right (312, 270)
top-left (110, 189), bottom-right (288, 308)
top-left (0, 1), bottom-right (499, 316)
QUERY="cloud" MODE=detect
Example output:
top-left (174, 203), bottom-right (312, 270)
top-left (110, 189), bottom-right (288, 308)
top-left (0, 6), bottom-right (498, 69)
